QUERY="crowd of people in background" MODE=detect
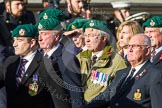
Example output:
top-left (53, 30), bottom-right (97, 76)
top-left (0, 0), bottom-right (162, 108)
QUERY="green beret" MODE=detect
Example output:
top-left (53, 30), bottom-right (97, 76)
top-left (66, 18), bottom-right (88, 31)
top-left (37, 18), bottom-right (62, 31)
top-left (142, 16), bottom-right (162, 29)
top-left (82, 19), bottom-right (110, 33)
top-left (12, 24), bottom-right (38, 38)
top-left (39, 9), bottom-right (65, 21)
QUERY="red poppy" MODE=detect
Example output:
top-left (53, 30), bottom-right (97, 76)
top-left (159, 54), bottom-right (162, 60)
top-left (105, 52), bottom-right (112, 55)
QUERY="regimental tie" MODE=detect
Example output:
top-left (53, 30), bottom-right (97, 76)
top-left (16, 59), bottom-right (28, 86)
top-left (121, 68), bottom-right (136, 88)
top-left (91, 55), bottom-right (97, 66)
top-left (151, 50), bottom-right (156, 62)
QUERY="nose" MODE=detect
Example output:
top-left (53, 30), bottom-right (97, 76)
top-left (38, 34), bottom-right (42, 41)
top-left (119, 33), bottom-right (123, 39)
top-left (19, 3), bottom-right (24, 10)
top-left (13, 40), bottom-right (17, 47)
top-left (79, 1), bottom-right (83, 8)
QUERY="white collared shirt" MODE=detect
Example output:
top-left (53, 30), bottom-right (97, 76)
top-left (17, 50), bottom-right (37, 73)
top-left (92, 50), bottom-right (103, 61)
top-left (44, 43), bottom-right (60, 58)
top-left (131, 61), bottom-right (147, 77)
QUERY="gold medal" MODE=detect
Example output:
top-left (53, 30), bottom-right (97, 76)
top-left (133, 89), bottom-right (142, 100)
top-left (28, 82), bottom-right (38, 96)
top-left (28, 74), bottom-right (39, 96)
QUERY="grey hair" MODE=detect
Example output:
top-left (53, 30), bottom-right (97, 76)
top-left (98, 30), bottom-right (117, 50)
top-left (143, 34), bottom-right (151, 46)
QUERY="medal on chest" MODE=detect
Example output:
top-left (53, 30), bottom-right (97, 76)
top-left (133, 89), bottom-right (142, 100)
top-left (90, 70), bottom-right (109, 87)
top-left (28, 74), bottom-right (39, 96)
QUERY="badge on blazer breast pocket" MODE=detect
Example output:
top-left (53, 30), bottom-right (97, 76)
top-left (133, 89), bottom-right (142, 100)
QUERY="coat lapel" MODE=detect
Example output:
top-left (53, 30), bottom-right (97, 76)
top-left (20, 51), bottom-right (42, 85)
top-left (50, 44), bottom-right (63, 61)
top-left (152, 50), bottom-right (162, 64)
top-left (118, 61), bottom-right (151, 97)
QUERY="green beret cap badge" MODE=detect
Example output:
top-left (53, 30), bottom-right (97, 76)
top-left (19, 29), bottom-right (25, 36)
top-left (71, 25), bottom-right (76, 30)
top-left (150, 20), bottom-right (155, 26)
top-left (38, 23), bottom-right (43, 30)
top-left (89, 21), bottom-right (94, 27)
top-left (43, 13), bottom-right (48, 19)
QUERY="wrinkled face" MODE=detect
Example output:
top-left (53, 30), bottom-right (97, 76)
top-left (9, 1), bottom-right (25, 17)
top-left (69, 0), bottom-right (83, 15)
top-left (84, 28), bottom-right (106, 52)
top-left (118, 25), bottom-right (132, 48)
top-left (72, 32), bottom-right (84, 49)
top-left (13, 37), bottom-right (34, 57)
top-left (144, 27), bottom-right (162, 48)
top-left (127, 36), bottom-right (150, 66)
top-left (38, 30), bottom-right (58, 50)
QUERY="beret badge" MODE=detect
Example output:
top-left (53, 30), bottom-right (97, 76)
top-left (150, 20), bottom-right (155, 26)
top-left (43, 13), bottom-right (48, 19)
top-left (71, 25), bottom-right (76, 30)
top-left (89, 21), bottom-right (94, 27)
top-left (38, 23), bottom-right (43, 29)
top-left (19, 29), bottom-right (25, 36)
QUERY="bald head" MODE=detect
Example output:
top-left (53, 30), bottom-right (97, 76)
top-left (127, 33), bottom-right (151, 67)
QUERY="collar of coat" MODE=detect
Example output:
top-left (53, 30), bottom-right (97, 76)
top-left (79, 45), bottom-right (114, 60)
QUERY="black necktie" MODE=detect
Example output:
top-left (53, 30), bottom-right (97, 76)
top-left (121, 68), bottom-right (136, 90)
top-left (91, 55), bottom-right (97, 66)
top-left (123, 68), bottom-right (136, 85)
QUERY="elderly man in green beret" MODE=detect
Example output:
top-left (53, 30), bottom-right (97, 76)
top-left (76, 19), bottom-right (127, 105)
top-left (65, 18), bottom-right (88, 54)
top-left (143, 16), bottom-right (162, 70)
top-left (4, 24), bottom-right (71, 108)
top-left (37, 18), bottom-right (84, 108)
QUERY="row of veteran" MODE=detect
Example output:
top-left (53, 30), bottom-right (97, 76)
top-left (3, 24), bottom-right (71, 108)
top-left (88, 33), bottom-right (162, 108)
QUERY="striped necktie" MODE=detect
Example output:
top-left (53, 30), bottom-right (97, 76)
top-left (16, 59), bottom-right (28, 86)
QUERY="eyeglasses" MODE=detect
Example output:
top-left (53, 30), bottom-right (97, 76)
top-left (127, 44), bottom-right (148, 49)
top-left (83, 34), bottom-right (100, 38)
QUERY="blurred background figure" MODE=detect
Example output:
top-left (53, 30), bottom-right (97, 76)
top-left (116, 20), bottom-right (143, 59)
top-left (64, 0), bottom-right (83, 23)
top-left (0, 0), bottom-right (5, 15)
top-left (65, 18), bottom-right (88, 54)
top-left (42, 0), bottom-right (60, 10)
top-left (108, 1), bottom-right (131, 37)
top-left (1, 0), bottom-right (36, 50)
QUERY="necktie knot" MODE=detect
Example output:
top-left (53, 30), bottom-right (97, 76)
top-left (91, 55), bottom-right (97, 66)
top-left (129, 68), bottom-right (136, 79)
top-left (21, 59), bottom-right (28, 64)
top-left (44, 54), bottom-right (49, 58)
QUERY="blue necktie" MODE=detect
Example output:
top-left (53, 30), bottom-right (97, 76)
top-left (16, 59), bottom-right (28, 86)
